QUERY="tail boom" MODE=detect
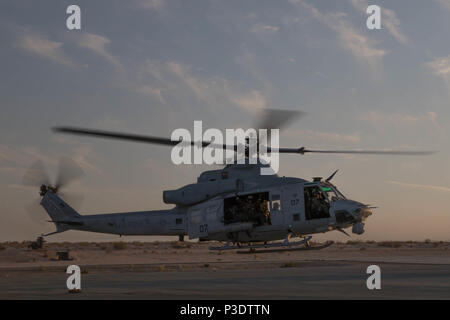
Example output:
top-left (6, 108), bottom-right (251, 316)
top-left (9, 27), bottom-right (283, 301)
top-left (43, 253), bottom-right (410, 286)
top-left (40, 191), bottom-right (186, 237)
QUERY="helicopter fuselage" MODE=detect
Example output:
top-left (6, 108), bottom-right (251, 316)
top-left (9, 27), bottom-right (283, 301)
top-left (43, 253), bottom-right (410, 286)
top-left (40, 163), bottom-right (372, 243)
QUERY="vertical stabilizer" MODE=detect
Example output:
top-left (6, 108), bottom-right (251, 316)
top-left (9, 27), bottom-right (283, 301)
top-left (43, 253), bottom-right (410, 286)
top-left (40, 191), bottom-right (82, 231)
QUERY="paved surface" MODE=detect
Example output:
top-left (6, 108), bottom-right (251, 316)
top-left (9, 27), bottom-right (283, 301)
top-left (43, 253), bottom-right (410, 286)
top-left (1, 260), bottom-right (449, 299)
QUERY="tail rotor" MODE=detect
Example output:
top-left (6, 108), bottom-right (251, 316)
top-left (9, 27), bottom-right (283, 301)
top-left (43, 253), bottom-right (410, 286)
top-left (22, 157), bottom-right (84, 225)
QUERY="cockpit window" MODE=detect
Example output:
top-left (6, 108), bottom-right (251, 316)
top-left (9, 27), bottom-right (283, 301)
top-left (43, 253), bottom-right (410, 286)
top-left (321, 184), bottom-right (345, 201)
top-left (333, 186), bottom-right (346, 199)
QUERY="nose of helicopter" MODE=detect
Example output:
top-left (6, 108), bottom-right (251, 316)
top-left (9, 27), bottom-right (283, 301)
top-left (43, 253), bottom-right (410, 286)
top-left (351, 203), bottom-right (373, 219)
top-left (336, 200), bottom-right (373, 218)
top-left (332, 199), bottom-right (373, 234)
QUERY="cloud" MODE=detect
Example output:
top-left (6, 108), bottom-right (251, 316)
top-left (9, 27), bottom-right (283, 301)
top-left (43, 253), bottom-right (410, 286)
top-left (0, 145), bottom-right (55, 170)
top-left (137, 0), bottom-right (165, 10)
top-left (70, 145), bottom-right (102, 174)
top-left (427, 111), bottom-right (441, 130)
top-left (427, 55), bottom-right (450, 80)
top-left (139, 61), bottom-right (205, 104)
top-left (0, 144), bottom-right (101, 182)
top-left (388, 180), bottom-right (450, 193)
top-left (231, 90), bottom-right (266, 112)
top-left (434, 0), bottom-right (450, 11)
top-left (333, 19), bottom-right (386, 64)
top-left (290, 0), bottom-right (386, 71)
top-left (382, 8), bottom-right (408, 44)
top-left (360, 111), bottom-right (441, 129)
top-left (136, 85), bottom-right (165, 103)
top-left (361, 111), bottom-right (419, 126)
top-left (167, 61), bottom-right (208, 102)
top-left (251, 23), bottom-right (279, 35)
top-left (139, 60), bottom-right (268, 113)
top-left (235, 52), bottom-right (273, 97)
top-left (15, 33), bottom-right (74, 66)
top-left (77, 33), bottom-right (122, 69)
top-left (285, 129), bottom-right (361, 144)
top-left (349, 0), bottom-right (408, 44)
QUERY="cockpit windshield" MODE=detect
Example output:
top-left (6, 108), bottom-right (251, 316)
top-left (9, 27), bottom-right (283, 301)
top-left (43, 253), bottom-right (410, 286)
top-left (320, 184), bottom-right (346, 201)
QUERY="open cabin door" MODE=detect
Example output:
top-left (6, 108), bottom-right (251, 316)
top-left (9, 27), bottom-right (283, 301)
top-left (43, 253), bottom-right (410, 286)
top-left (187, 199), bottom-right (223, 239)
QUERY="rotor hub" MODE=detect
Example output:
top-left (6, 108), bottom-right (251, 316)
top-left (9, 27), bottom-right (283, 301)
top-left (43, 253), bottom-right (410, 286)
top-left (39, 185), bottom-right (58, 196)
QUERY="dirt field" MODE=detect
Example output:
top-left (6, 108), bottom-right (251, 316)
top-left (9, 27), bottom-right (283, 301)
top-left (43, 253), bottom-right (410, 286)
top-left (0, 240), bottom-right (449, 299)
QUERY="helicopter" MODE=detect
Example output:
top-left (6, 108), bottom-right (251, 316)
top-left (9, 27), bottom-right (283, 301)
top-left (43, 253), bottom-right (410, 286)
top-left (23, 110), bottom-right (435, 251)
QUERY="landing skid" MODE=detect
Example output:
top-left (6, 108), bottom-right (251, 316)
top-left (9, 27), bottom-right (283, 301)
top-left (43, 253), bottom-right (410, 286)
top-left (236, 240), bottom-right (334, 254)
top-left (209, 235), bottom-right (319, 252)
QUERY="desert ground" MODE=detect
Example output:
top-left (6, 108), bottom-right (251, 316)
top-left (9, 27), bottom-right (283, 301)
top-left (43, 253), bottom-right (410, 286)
top-left (0, 240), bottom-right (449, 299)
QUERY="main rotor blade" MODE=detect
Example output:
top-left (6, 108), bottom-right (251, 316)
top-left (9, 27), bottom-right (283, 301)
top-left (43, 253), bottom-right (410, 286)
top-left (53, 127), bottom-right (212, 148)
top-left (302, 149), bottom-right (437, 155)
top-left (255, 109), bottom-right (305, 140)
top-left (274, 147), bottom-right (436, 155)
top-left (54, 127), bottom-right (437, 157)
top-left (209, 108), bottom-right (306, 152)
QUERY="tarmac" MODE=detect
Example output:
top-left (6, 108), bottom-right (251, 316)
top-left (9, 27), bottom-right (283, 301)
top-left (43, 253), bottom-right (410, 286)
top-left (1, 260), bottom-right (449, 299)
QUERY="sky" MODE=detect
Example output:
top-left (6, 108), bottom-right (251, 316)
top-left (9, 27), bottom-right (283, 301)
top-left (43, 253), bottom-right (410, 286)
top-left (1, 0), bottom-right (450, 242)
